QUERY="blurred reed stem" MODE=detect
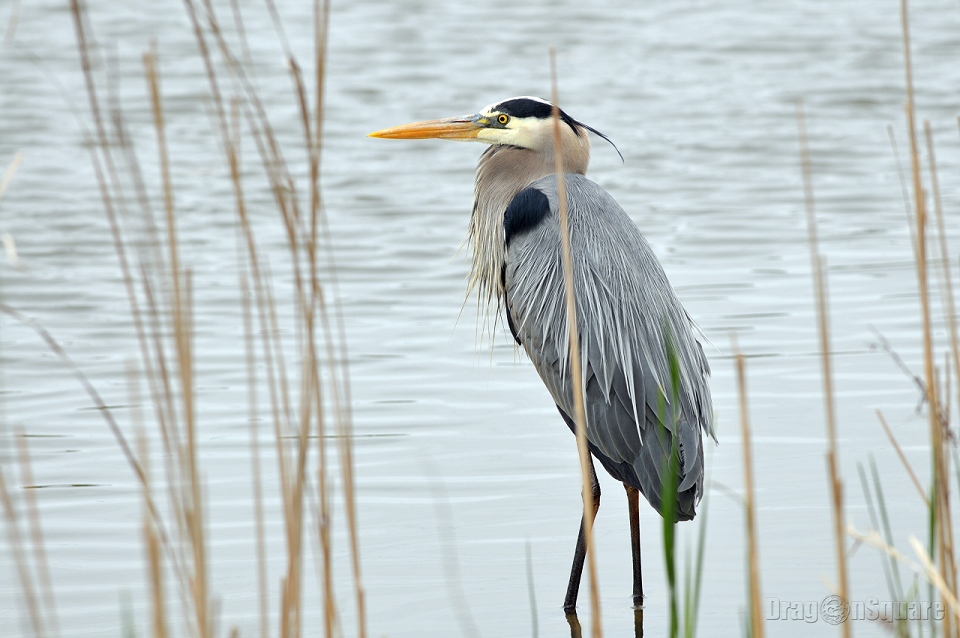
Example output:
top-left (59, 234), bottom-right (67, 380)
top-left (60, 0), bottom-right (365, 635)
top-left (0, 435), bottom-right (49, 638)
top-left (734, 352), bottom-right (763, 638)
top-left (923, 121), bottom-right (960, 617)
top-left (549, 49), bottom-right (602, 637)
top-left (796, 99), bottom-right (850, 637)
top-left (900, 0), bottom-right (959, 633)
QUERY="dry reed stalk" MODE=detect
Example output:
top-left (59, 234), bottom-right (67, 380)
top-left (69, 2), bottom-right (168, 450)
top-left (65, 13), bottom-right (197, 614)
top-left (734, 353), bottom-right (764, 638)
top-left (0, 457), bottom-right (44, 637)
top-left (309, 2), bottom-right (365, 622)
top-left (795, 99), bottom-right (851, 638)
top-left (0, 306), bottom-right (148, 499)
top-left (910, 537), bottom-right (960, 625)
top-left (2, 0), bottom-right (19, 43)
top-left (210, 0), bottom-right (365, 631)
top-left (63, 1), bottom-right (364, 634)
top-left (876, 410), bottom-right (927, 503)
top-left (0, 435), bottom-right (49, 638)
top-left (138, 426), bottom-right (168, 638)
top-left (182, 4), bottom-right (306, 633)
top-left (308, 335), bottom-right (334, 629)
top-left (179, 274), bottom-right (211, 638)
top-left (222, 102), bottom-right (293, 540)
top-left (852, 524), bottom-right (960, 632)
top-left (899, 3), bottom-right (956, 635)
top-left (330, 314), bottom-right (365, 638)
top-left (0, 155), bottom-right (46, 635)
top-left (924, 122), bottom-right (960, 419)
top-left (549, 50), bottom-right (602, 637)
top-left (280, 37), bottom-right (334, 637)
top-left (924, 121), bottom-right (959, 607)
top-left (0, 298), bottom-right (201, 633)
top-left (0, 153), bottom-right (23, 273)
top-left (68, 1), bottom-right (149, 480)
top-left (0, 152), bottom-right (22, 202)
top-left (281, 43), bottom-right (335, 638)
top-left (310, 0), bottom-right (366, 631)
top-left (74, 3), bottom-right (243, 631)
top-left (2, 300), bottom-right (189, 620)
top-left (238, 230), bottom-right (269, 638)
top-left (221, 97), bottom-right (296, 635)
top-left (146, 505), bottom-right (166, 638)
top-left (145, 50), bottom-right (207, 638)
top-left (143, 49), bottom-right (211, 638)
top-left (887, 126), bottom-right (920, 256)
top-left (14, 436), bottom-right (59, 638)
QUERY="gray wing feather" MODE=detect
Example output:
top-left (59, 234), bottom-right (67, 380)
top-left (503, 174), bottom-right (714, 520)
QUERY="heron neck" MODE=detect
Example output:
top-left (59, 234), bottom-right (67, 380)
top-left (468, 140), bottom-right (589, 312)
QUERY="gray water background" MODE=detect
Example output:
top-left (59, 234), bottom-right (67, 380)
top-left (1, 0), bottom-right (960, 635)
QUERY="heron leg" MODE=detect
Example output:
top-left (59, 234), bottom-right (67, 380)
top-left (565, 611), bottom-right (582, 638)
top-left (625, 484), bottom-right (644, 609)
top-left (563, 456), bottom-right (601, 614)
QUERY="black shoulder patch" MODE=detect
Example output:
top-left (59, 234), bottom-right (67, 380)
top-left (503, 187), bottom-right (551, 247)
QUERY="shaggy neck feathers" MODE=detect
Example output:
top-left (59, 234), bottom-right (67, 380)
top-left (467, 121), bottom-right (591, 313)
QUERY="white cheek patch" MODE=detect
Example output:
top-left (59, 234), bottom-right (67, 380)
top-left (510, 119), bottom-right (540, 146)
top-left (473, 117), bottom-right (540, 150)
top-left (476, 128), bottom-right (509, 144)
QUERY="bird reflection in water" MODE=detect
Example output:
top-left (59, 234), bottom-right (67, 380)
top-left (565, 608), bottom-right (643, 637)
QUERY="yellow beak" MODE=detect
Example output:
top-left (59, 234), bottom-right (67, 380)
top-left (368, 115), bottom-right (485, 140)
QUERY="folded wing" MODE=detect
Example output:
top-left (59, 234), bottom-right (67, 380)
top-left (502, 174), bottom-right (714, 520)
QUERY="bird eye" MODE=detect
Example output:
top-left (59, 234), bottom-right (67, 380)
top-left (497, 114), bottom-right (510, 125)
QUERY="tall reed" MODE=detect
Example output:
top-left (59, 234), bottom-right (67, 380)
top-left (734, 351), bottom-right (763, 638)
top-left (894, 0), bottom-right (959, 632)
top-left (550, 50), bottom-right (603, 638)
top-left (814, 2), bottom-right (960, 635)
top-left (2, 0), bottom-right (371, 635)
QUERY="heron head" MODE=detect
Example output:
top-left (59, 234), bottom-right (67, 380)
top-left (369, 96), bottom-right (620, 161)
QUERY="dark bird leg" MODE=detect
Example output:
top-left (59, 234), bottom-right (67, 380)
top-left (563, 455), bottom-right (601, 614)
top-left (625, 484), bottom-right (644, 609)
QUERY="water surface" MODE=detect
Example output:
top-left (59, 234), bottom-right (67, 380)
top-left (1, 0), bottom-right (960, 635)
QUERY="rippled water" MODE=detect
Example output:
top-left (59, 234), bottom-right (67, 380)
top-left (2, 0), bottom-right (960, 636)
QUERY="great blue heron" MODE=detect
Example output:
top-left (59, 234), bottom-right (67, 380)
top-left (370, 96), bottom-right (714, 613)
